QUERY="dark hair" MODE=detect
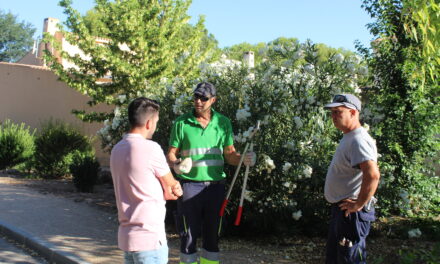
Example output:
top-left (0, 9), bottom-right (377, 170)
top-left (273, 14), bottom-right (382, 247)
top-left (128, 97), bottom-right (160, 128)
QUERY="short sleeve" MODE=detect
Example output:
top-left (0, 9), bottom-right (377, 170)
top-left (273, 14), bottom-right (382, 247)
top-left (350, 138), bottom-right (377, 168)
top-left (150, 142), bottom-right (171, 177)
top-left (169, 120), bottom-right (181, 148)
top-left (224, 119), bottom-right (234, 147)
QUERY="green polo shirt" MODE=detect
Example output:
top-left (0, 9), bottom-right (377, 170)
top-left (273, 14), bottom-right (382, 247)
top-left (169, 109), bottom-right (234, 181)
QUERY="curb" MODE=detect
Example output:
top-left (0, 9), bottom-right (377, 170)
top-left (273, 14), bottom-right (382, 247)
top-left (0, 219), bottom-right (90, 264)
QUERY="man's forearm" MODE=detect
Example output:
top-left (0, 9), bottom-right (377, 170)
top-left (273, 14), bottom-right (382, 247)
top-left (166, 147), bottom-right (179, 167)
top-left (159, 172), bottom-right (181, 200)
top-left (356, 160), bottom-right (380, 208)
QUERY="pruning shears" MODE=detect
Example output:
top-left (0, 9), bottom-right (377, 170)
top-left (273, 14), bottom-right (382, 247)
top-left (219, 121), bottom-right (260, 226)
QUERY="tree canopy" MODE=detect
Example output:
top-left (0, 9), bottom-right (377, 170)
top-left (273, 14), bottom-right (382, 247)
top-left (44, 0), bottom-right (215, 122)
top-left (0, 10), bottom-right (36, 62)
top-left (359, 0), bottom-right (439, 216)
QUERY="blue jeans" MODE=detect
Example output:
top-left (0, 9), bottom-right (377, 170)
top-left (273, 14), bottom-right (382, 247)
top-left (124, 242), bottom-right (168, 264)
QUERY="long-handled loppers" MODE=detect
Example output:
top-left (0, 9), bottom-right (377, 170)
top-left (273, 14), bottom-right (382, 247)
top-left (219, 121), bottom-right (260, 226)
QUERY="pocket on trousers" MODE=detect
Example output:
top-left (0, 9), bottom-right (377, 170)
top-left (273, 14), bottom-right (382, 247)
top-left (358, 207), bottom-right (375, 222)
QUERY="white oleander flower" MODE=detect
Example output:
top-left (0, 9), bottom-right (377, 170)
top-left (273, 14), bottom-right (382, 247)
top-left (236, 104), bottom-right (251, 122)
top-left (167, 84), bottom-right (176, 93)
top-left (244, 190), bottom-right (253, 202)
top-left (114, 107), bottom-right (121, 117)
top-left (112, 117), bottom-right (121, 130)
top-left (346, 63), bottom-right (356, 73)
top-left (303, 166), bottom-right (313, 178)
top-left (358, 66), bottom-right (369, 75)
top-left (292, 210), bottom-right (302, 221)
top-left (262, 155), bottom-right (276, 173)
top-left (234, 133), bottom-right (245, 143)
top-left (353, 55), bottom-right (362, 64)
top-left (284, 141), bottom-right (295, 150)
top-left (283, 162), bottom-right (292, 173)
top-left (293, 116), bottom-right (303, 129)
top-left (242, 126), bottom-right (254, 140)
top-left (118, 94), bottom-right (126, 103)
top-left (304, 64), bottom-right (315, 75)
top-left (408, 228), bottom-right (422, 238)
top-left (293, 50), bottom-right (304, 60)
top-left (333, 53), bottom-right (344, 63)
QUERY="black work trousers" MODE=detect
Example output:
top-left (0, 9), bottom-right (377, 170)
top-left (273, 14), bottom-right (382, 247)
top-left (176, 180), bottom-right (225, 255)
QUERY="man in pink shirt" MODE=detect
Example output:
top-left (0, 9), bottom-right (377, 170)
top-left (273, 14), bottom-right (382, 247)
top-left (110, 97), bottom-right (182, 264)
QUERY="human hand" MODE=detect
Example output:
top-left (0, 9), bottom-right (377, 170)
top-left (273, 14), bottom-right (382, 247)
top-left (164, 186), bottom-right (179, 200)
top-left (172, 182), bottom-right (183, 197)
top-left (173, 157), bottom-right (192, 174)
top-left (338, 199), bottom-right (362, 217)
top-left (243, 151), bottom-right (256, 167)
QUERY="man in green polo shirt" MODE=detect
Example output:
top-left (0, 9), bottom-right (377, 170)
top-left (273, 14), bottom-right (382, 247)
top-left (167, 82), bottom-right (256, 264)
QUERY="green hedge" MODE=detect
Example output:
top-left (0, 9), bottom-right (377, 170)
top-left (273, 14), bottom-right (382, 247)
top-left (0, 119), bottom-right (35, 170)
top-left (33, 120), bottom-right (93, 179)
top-left (70, 151), bottom-right (100, 193)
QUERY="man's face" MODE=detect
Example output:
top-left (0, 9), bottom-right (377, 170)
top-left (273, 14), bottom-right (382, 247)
top-left (330, 106), bottom-right (355, 131)
top-left (193, 94), bottom-right (216, 114)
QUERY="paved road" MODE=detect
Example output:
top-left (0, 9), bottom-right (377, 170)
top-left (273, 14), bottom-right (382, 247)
top-left (0, 235), bottom-right (47, 264)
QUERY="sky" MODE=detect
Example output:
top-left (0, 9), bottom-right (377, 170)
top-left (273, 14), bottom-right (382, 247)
top-left (1, 0), bottom-right (374, 51)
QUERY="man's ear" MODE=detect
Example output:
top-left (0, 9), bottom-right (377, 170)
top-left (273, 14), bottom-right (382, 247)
top-left (145, 119), bottom-right (151, 130)
top-left (211, 97), bottom-right (217, 103)
top-left (350, 108), bottom-right (357, 117)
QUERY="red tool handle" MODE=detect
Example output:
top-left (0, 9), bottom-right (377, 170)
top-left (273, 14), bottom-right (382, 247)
top-left (234, 206), bottom-right (243, 226)
top-left (219, 199), bottom-right (229, 217)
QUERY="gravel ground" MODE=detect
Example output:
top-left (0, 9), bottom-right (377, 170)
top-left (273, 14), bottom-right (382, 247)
top-left (1, 172), bottom-right (438, 264)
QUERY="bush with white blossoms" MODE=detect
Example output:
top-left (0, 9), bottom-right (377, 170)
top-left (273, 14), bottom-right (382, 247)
top-left (98, 39), bottom-right (371, 233)
top-left (165, 39), bottom-right (369, 232)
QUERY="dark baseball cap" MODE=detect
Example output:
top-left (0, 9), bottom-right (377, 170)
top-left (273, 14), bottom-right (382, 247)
top-left (324, 94), bottom-right (362, 111)
top-left (194, 82), bottom-right (216, 97)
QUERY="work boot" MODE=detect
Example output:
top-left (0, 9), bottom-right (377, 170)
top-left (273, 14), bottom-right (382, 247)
top-left (200, 249), bottom-right (219, 264)
top-left (180, 252), bottom-right (197, 264)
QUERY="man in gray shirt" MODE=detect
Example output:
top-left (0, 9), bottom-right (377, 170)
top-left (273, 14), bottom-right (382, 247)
top-left (324, 94), bottom-right (380, 264)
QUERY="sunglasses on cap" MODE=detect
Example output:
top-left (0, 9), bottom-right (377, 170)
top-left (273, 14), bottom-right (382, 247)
top-left (193, 94), bottom-right (211, 102)
top-left (333, 94), bottom-right (359, 110)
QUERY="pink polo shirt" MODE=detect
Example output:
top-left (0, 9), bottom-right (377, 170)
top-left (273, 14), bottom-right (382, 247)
top-left (110, 133), bottom-right (170, 252)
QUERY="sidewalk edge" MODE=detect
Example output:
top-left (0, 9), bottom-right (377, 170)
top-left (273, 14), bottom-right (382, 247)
top-left (0, 219), bottom-right (90, 264)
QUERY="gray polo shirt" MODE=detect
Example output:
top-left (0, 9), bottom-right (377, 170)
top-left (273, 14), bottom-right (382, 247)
top-left (324, 127), bottom-right (377, 203)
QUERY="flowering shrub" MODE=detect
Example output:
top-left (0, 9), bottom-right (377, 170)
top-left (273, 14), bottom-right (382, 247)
top-left (193, 41), bottom-right (368, 233)
top-left (98, 40), bottom-right (370, 233)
